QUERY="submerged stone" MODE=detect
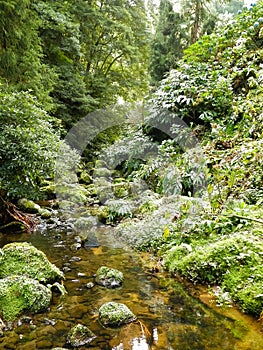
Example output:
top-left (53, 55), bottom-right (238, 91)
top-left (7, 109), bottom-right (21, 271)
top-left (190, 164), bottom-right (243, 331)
top-left (0, 242), bottom-right (64, 284)
top-left (0, 275), bottom-right (52, 321)
top-left (67, 323), bottom-right (96, 347)
top-left (99, 302), bottom-right (136, 327)
top-left (95, 266), bottom-right (123, 288)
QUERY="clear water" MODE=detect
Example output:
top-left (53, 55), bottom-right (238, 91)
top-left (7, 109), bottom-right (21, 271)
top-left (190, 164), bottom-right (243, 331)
top-left (0, 226), bottom-right (262, 350)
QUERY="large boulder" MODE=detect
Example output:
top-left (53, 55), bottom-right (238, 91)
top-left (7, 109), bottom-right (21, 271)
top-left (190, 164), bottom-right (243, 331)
top-left (67, 324), bottom-right (96, 347)
top-left (0, 242), bottom-right (64, 283)
top-left (99, 302), bottom-right (136, 327)
top-left (95, 266), bottom-right (123, 288)
top-left (0, 275), bottom-right (52, 321)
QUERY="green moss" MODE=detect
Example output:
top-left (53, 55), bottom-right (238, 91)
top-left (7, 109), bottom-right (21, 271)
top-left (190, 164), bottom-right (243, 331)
top-left (17, 198), bottom-right (41, 214)
top-left (0, 275), bottom-right (52, 321)
top-left (67, 324), bottom-right (96, 347)
top-left (95, 266), bottom-right (123, 288)
top-left (0, 242), bottom-right (64, 283)
top-left (222, 266), bottom-right (263, 315)
top-left (165, 234), bottom-right (262, 284)
top-left (223, 319), bottom-right (248, 340)
top-left (99, 302), bottom-right (136, 327)
top-left (164, 231), bottom-right (263, 316)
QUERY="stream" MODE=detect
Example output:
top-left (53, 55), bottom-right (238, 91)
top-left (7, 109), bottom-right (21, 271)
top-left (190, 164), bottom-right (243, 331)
top-left (0, 223), bottom-right (262, 350)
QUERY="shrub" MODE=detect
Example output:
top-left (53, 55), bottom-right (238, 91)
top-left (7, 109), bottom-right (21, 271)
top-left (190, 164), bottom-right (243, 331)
top-left (0, 90), bottom-right (79, 199)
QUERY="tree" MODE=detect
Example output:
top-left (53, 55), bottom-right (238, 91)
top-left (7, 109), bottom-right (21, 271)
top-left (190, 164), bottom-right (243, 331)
top-left (34, 0), bottom-right (150, 128)
top-left (0, 0), bottom-right (54, 105)
top-left (149, 0), bottom-right (188, 83)
top-left (181, 0), bottom-right (243, 44)
top-left (73, 0), bottom-right (150, 108)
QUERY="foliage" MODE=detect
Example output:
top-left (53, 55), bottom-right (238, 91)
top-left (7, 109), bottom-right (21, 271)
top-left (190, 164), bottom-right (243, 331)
top-left (1, 0), bottom-right (151, 129)
top-left (34, 0), bottom-right (98, 128)
top-left (0, 0), bottom-right (54, 106)
top-left (149, 0), bottom-right (188, 82)
top-left (149, 0), bottom-right (243, 84)
top-left (206, 139), bottom-right (263, 207)
top-left (149, 61), bottom-right (233, 127)
top-left (150, 2), bottom-right (263, 134)
top-left (163, 202), bottom-right (263, 316)
top-left (0, 90), bottom-right (79, 200)
top-left (98, 128), bottom-right (157, 176)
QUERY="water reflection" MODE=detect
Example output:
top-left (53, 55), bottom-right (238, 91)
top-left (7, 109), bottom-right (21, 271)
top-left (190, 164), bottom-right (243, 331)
top-left (113, 336), bottom-right (150, 350)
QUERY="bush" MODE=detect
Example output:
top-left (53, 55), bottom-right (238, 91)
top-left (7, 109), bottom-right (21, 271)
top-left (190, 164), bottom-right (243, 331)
top-left (0, 90), bottom-right (79, 199)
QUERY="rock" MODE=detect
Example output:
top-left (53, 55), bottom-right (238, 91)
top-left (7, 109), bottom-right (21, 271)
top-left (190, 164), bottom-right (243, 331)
top-left (81, 230), bottom-right (100, 248)
top-left (95, 266), bottom-right (123, 288)
top-left (67, 323), bottom-right (96, 347)
top-left (17, 198), bottom-right (41, 214)
top-left (0, 275), bottom-right (52, 321)
top-left (79, 170), bottom-right (93, 184)
top-left (86, 282), bottom-right (95, 289)
top-left (99, 302), bottom-right (136, 327)
top-left (39, 208), bottom-right (52, 219)
top-left (74, 216), bottom-right (97, 230)
top-left (0, 242), bottom-right (64, 284)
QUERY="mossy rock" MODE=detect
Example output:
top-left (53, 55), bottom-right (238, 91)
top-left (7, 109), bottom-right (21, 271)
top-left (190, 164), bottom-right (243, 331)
top-left (95, 266), bottom-right (123, 288)
top-left (39, 208), bottom-right (52, 219)
top-left (79, 170), bottom-right (93, 184)
top-left (67, 323), bottom-right (96, 347)
top-left (74, 216), bottom-right (97, 230)
top-left (17, 198), bottom-right (41, 214)
top-left (0, 275), bottom-right (52, 321)
top-left (99, 302), bottom-right (136, 327)
top-left (0, 242), bottom-right (64, 284)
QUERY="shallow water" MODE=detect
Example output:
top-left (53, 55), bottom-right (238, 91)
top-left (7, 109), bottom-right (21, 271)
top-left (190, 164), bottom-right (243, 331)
top-left (0, 226), bottom-right (262, 350)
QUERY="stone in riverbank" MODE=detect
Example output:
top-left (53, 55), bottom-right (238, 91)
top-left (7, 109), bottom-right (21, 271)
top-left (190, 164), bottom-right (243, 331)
top-left (95, 266), bottom-right (123, 288)
top-left (67, 323), bottom-right (96, 347)
top-left (99, 302), bottom-right (136, 327)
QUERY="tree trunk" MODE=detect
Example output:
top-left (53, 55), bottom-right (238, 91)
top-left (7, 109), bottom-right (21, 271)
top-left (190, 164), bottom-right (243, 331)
top-left (190, 0), bottom-right (201, 44)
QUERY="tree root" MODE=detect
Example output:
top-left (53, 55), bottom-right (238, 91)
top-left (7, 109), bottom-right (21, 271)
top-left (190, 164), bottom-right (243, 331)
top-left (0, 197), bottom-right (37, 232)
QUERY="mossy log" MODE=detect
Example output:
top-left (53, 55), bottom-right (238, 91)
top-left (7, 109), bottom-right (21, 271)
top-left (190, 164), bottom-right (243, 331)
top-left (0, 196), bottom-right (37, 232)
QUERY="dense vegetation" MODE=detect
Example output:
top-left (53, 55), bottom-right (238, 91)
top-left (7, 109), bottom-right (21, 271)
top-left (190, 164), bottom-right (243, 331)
top-left (0, 0), bottom-right (262, 320)
top-left (95, 2), bottom-right (263, 318)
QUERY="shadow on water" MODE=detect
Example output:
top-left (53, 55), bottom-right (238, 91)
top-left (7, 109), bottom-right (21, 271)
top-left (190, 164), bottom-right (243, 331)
top-left (0, 226), bottom-right (262, 349)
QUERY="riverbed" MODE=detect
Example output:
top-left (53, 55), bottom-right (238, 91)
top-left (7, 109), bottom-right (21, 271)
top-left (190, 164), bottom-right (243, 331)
top-left (0, 224), bottom-right (262, 349)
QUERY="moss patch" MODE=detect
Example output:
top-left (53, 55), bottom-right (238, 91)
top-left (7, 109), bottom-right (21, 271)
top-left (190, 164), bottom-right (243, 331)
top-left (67, 323), bottom-right (96, 347)
top-left (0, 242), bottom-right (64, 284)
top-left (0, 275), bottom-right (52, 321)
top-left (95, 266), bottom-right (123, 288)
top-left (99, 302), bottom-right (136, 327)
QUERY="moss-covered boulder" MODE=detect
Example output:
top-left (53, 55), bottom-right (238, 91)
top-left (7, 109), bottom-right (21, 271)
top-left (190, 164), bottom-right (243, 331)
top-left (67, 323), bottom-right (96, 347)
top-left (99, 302), bottom-right (136, 327)
top-left (0, 242), bottom-right (64, 283)
top-left (95, 266), bottom-right (123, 288)
top-left (17, 198), bottom-right (41, 214)
top-left (0, 275), bottom-right (52, 321)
